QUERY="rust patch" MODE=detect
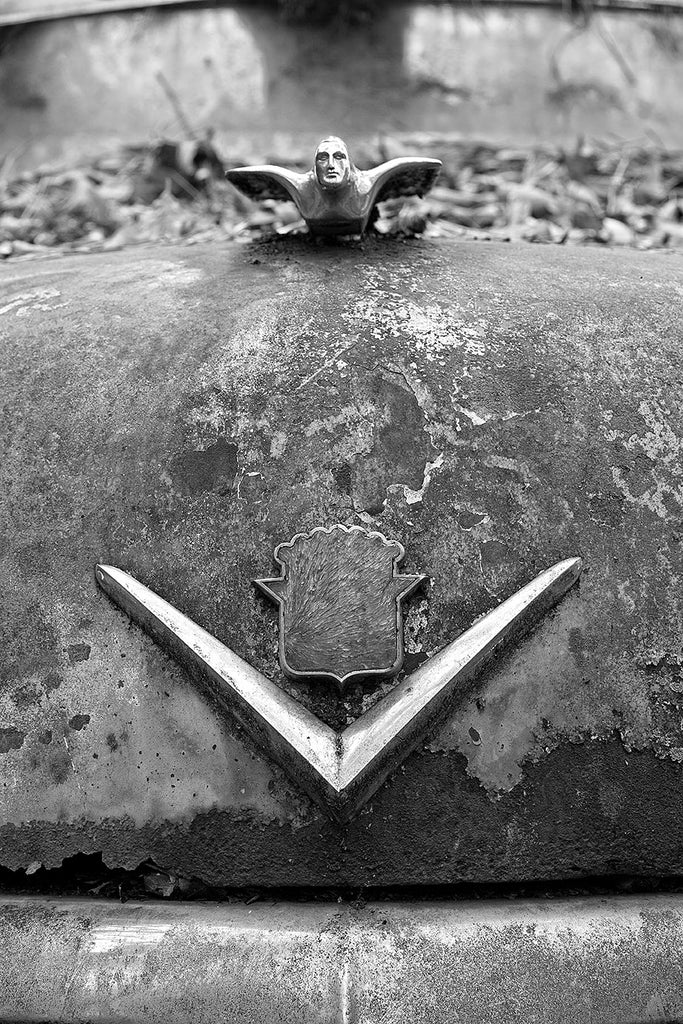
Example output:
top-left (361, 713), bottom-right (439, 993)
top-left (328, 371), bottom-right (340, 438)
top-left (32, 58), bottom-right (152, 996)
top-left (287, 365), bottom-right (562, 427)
top-left (44, 671), bottom-right (62, 694)
top-left (347, 376), bottom-right (436, 514)
top-left (68, 714), bottom-right (90, 732)
top-left (0, 605), bottom-right (61, 686)
top-left (0, 728), bottom-right (25, 754)
top-left (171, 437), bottom-right (238, 495)
top-left (67, 643), bottom-right (91, 665)
top-left (47, 748), bottom-right (71, 785)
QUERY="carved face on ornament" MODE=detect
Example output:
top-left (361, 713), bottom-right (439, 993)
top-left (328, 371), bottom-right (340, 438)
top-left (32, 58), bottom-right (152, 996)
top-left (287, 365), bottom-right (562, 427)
top-left (315, 137), bottom-right (351, 190)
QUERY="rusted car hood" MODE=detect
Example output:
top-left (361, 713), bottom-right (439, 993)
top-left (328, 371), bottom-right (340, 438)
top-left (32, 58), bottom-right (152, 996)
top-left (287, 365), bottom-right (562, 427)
top-left (1, 238), bottom-right (682, 886)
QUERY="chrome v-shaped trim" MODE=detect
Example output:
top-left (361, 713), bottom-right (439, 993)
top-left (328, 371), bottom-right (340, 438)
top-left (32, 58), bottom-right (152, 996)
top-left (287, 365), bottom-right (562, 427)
top-left (96, 558), bottom-right (581, 821)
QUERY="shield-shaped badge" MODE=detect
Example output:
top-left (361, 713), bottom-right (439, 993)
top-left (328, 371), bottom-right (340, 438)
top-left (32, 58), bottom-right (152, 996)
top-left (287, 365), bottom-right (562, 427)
top-left (254, 524), bottom-right (426, 687)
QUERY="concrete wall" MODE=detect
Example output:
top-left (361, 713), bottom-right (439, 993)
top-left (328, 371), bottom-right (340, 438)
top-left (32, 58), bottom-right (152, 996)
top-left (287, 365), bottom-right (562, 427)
top-left (2, 4), bottom-right (683, 170)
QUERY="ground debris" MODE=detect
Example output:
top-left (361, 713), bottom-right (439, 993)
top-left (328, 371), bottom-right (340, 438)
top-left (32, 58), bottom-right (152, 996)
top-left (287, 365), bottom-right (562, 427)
top-left (2, 851), bottom-right (683, 903)
top-left (1, 135), bottom-right (683, 258)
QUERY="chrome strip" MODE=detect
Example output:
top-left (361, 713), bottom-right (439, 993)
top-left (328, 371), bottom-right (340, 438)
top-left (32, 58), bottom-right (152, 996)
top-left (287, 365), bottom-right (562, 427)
top-left (96, 558), bottom-right (581, 821)
top-left (1, 894), bottom-right (682, 1022)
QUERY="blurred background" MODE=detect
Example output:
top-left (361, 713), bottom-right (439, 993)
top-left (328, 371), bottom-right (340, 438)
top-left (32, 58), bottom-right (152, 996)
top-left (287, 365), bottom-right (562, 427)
top-left (1, 0), bottom-right (682, 254)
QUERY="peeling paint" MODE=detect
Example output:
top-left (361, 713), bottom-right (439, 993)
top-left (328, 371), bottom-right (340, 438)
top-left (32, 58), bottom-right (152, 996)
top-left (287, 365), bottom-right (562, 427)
top-left (0, 288), bottom-right (65, 316)
top-left (143, 263), bottom-right (204, 290)
top-left (402, 452), bottom-right (445, 505)
top-left (604, 401), bottom-right (683, 519)
top-left (403, 598), bottom-right (430, 654)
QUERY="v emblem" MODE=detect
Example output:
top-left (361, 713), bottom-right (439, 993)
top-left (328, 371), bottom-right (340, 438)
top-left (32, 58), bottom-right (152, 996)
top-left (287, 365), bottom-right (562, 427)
top-left (96, 557), bottom-right (581, 821)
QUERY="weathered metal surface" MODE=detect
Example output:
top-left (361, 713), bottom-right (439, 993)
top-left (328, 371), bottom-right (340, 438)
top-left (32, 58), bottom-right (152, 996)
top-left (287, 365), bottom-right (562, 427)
top-left (227, 138), bottom-right (441, 236)
top-left (1, 895), bottom-right (683, 1022)
top-left (4, 7), bottom-right (683, 173)
top-left (1, 238), bottom-right (682, 885)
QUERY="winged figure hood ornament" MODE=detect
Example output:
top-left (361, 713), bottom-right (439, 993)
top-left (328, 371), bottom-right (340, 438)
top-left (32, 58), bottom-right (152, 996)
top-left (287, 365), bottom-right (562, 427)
top-left (226, 136), bottom-right (442, 236)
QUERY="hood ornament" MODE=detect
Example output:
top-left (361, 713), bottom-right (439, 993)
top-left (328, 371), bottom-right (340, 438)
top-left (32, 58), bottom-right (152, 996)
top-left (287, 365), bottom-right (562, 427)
top-left (96, 528), bottom-right (581, 822)
top-left (226, 136), bottom-right (442, 236)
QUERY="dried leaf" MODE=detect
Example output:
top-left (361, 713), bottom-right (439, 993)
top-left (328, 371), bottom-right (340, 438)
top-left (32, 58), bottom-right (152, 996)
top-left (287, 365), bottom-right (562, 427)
top-left (602, 217), bottom-right (634, 246)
